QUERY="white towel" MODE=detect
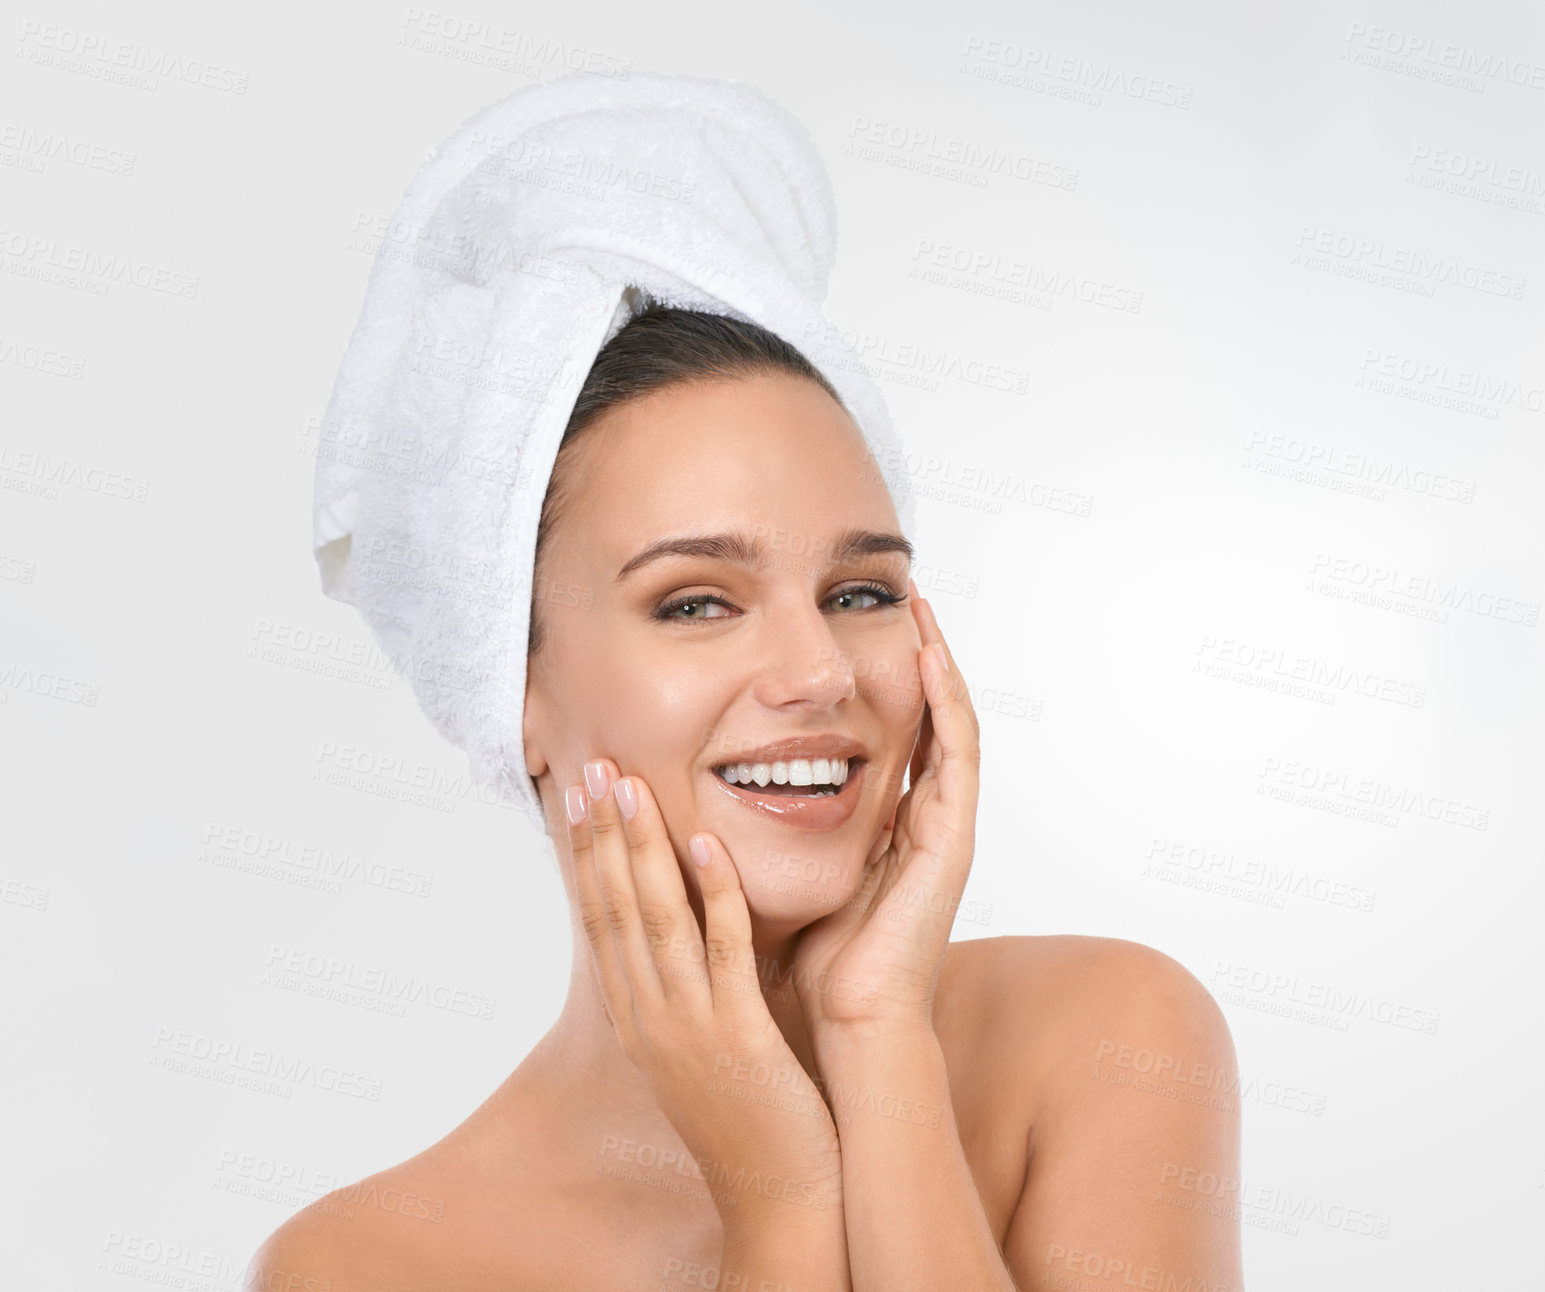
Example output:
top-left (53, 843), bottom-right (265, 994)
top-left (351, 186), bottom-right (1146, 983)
top-left (312, 70), bottom-right (913, 833)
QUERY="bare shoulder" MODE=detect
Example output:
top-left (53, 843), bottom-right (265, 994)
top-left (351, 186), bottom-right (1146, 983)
top-left (940, 935), bottom-right (1243, 1282)
top-left (242, 1167), bottom-right (446, 1292)
top-left (937, 934), bottom-right (1238, 1118)
top-left (942, 932), bottom-right (1233, 1037)
top-left (242, 1153), bottom-right (553, 1292)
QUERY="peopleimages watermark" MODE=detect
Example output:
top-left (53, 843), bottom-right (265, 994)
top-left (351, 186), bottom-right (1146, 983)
top-left (1092, 1037), bottom-right (1330, 1117)
top-left (709, 1053), bottom-right (948, 1131)
top-left (212, 1148), bottom-right (447, 1224)
top-left (1144, 838), bottom-right (1378, 913)
top-left (200, 821), bottom-right (434, 898)
top-left (1090, 1039), bottom-right (1237, 1113)
top-left (313, 740), bottom-right (519, 815)
top-left (0, 333), bottom-right (86, 379)
top-left (1291, 225), bottom-right (1526, 299)
top-left (0, 553), bottom-right (37, 585)
top-left (452, 130), bottom-right (696, 205)
top-left (398, 9), bottom-right (632, 79)
top-left (1195, 633), bottom-right (1427, 708)
top-left (1209, 962), bottom-right (1440, 1035)
top-left (1407, 144), bottom-right (1545, 216)
top-left (958, 34), bottom-right (1194, 109)
top-left (0, 875), bottom-right (51, 912)
top-left (262, 943), bottom-right (497, 1021)
top-left (858, 443), bottom-right (1093, 519)
top-left (0, 660), bottom-right (100, 708)
top-left (99, 1233), bottom-right (256, 1290)
top-left (0, 227), bottom-right (201, 298)
top-left (1257, 755), bottom-right (1490, 831)
top-left (1242, 430), bottom-right (1475, 504)
top-left (0, 443), bottom-right (152, 503)
top-left (15, 22), bottom-right (251, 94)
top-left (1042, 1245), bottom-right (1240, 1292)
top-left (802, 318), bottom-right (1031, 395)
top-left (1356, 348), bottom-right (1543, 417)
top-left (844, 115), bottom-right (1079, 191)
top-left (1157, 1162), bottom-right (1392, 1239)
top-left (250, 615), bottom-right (498, 696)
top-left (0, 122), bottom-right (137, 176)
top-left (148, 1026), bottom-right (386, 1100)
top-left (908, 237), bottom-right (1143, 313)
top-left (1307, 552), bottom-right (1539, 627)
top-left (1341, 22), bottom-right (1545, 91)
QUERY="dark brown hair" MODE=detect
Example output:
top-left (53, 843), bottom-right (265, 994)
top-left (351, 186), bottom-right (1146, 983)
top-left (527, 304), bottom-right (845, 657)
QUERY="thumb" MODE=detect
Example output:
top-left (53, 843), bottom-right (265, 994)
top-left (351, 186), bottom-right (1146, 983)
top-left (866, 801), bottom-right (899, 869)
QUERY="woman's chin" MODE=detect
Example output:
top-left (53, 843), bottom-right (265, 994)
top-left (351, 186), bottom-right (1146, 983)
top-left (739, 879), bottom-right (861, 928)
top-left (709, 817), bottom-right (881, 925)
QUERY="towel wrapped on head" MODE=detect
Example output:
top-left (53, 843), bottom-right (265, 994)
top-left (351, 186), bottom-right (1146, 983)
top-left (312, 70), bottom-right (913, 833)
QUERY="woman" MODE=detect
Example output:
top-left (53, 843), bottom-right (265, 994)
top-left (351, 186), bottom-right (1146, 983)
top-left (249, 307), bottom-right (1244, 1290)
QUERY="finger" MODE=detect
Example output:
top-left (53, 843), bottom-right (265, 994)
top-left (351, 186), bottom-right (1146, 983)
top-left (565, 776), bottom-right (640, 1044)
top-left (906, 639), bottom-right (980, 890)
top-left (687, 831), bottom-right (765, 1020)
top-left (913, 612), bottom-right (981, 806)
top-left (906, 583), bottom-right (938, 784)
top-left (584, 757), bottom-right (666, 1009)
top-left (611, 772), bottom-right (710, 1003)
top-left (867, 809), bottom-right (896, 870)
top-left (908, 683), bottom-right (933, 793)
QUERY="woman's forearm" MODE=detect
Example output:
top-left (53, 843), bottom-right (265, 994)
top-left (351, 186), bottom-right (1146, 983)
top-left (720, 1198), bottom-right (852, 1292)
top-left (813, 1022), bottom-right (1017, 1292)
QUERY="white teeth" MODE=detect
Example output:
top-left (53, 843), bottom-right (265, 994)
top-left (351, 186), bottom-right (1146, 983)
top-left (716, 757), bottom-right (850, 788)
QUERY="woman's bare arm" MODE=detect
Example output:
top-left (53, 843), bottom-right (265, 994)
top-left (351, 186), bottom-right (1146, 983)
top-left (1001, 938), bottom-right (1245, 1291)
top-left (816, 1018), bottom-right (1019, 1291)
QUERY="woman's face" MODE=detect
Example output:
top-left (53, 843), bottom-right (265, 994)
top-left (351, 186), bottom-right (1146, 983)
top-left (522, 370), bottom-right (924, 934)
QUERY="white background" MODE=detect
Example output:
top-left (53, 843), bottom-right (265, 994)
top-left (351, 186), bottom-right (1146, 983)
top-left (3, 1), bottom-right (1542, 1288)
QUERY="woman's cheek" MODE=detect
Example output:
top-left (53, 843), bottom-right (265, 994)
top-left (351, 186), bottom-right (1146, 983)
top-left (848, 634), bottom-right (918, 714)
top-left (879, 642), bottom-right (925, 735)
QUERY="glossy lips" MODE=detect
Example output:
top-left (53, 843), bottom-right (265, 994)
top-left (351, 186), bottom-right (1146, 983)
top-left (708, 756), bottom-right (868, 830)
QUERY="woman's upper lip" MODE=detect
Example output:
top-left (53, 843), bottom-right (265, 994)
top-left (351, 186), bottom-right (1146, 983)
top-left (709, 735), bottom-right (867, 768)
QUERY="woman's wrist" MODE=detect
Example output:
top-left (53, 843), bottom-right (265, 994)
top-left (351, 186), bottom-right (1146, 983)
top-left (808, 1012), bottom-right (940, 1071)
top-left (720, 1190), bottom-right (851, 1292)
top-left (807, 1021), bottom-right (953, 1137)
top-left (708, 1160), bottom-right (842, 1223)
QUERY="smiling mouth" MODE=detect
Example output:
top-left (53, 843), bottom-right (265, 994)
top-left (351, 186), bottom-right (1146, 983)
top-left (710, 756), bottom-right (865, 798)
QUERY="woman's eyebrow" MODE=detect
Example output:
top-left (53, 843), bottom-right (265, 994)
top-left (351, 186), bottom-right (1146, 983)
top-left (615, 528), bottom-right (913, 582)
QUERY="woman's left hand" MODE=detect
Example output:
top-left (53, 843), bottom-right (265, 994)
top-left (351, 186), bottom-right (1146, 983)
top-left (791, 580), bottom-right (981, 1038)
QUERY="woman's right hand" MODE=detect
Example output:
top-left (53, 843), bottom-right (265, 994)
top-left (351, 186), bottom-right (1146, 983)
top-left (566, 757), bottom-right (846, 1244)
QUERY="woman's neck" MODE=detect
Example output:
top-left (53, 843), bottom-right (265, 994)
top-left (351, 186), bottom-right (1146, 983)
top-left (512, 916), bottom-right (822, 1136)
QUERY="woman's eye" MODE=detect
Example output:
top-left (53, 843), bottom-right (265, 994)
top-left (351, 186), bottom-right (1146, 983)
top-left (828, 588), bottom-right (883, 611)
top-left (658, 597), bottom-right (732, 620)
top-left (656, 584), bottom-right (901, 621)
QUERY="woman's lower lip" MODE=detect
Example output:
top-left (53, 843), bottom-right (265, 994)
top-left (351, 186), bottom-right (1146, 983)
top-left (708, 761), bottom-right (867, 830)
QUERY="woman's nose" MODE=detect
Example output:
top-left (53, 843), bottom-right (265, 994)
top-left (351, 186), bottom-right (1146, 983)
top-left (749, 604), bottom-right (856, 709)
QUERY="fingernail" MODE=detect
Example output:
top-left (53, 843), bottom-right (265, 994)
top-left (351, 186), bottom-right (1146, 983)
top-left (689, 836), bottom-right (710, 868)
top-left (566, 785), bottom-right (588, 824)
top-left (584, 759), bottom-right (608, 800)
top-left (908, 577), bottom-right (919, 600)
top-left (928, 642), bottom-right (947, 672)
top-left (613, 778), bottom-right (637, 820)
